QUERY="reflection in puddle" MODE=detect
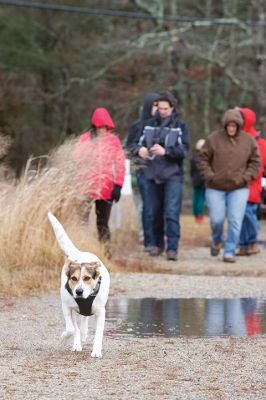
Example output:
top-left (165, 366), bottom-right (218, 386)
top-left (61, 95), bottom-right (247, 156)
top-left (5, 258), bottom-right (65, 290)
top-left (106, 298), bottom-right (266, 338)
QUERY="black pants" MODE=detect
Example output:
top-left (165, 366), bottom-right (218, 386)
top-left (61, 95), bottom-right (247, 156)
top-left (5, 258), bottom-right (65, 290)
top-left (95, 199), bottom-right (112, 243)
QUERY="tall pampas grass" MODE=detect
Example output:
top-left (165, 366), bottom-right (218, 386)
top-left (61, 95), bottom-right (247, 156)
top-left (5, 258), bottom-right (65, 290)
top-left (0, 140), bottom-right (111, 296)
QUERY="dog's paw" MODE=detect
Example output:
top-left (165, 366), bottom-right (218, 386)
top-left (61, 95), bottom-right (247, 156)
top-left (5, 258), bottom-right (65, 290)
top-left (72, 342), bottom-right (82, 352)
top-left (91, 350), bottom-right (102, 358)
top-left (61, 330), bottom-right (74, 340)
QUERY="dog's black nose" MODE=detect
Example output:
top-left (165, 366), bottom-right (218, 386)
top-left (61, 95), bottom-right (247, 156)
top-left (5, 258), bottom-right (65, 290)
top-left (76, 287), bottom-right (83, 296)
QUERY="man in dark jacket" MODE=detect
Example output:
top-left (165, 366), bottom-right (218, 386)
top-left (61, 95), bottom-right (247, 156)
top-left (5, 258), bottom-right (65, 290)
top-left (197, 108), bottom-right (260, 263)
top-left (137, 91), bottom-right (190, 261)
top-left (126, 93), bottom-right (159, 252)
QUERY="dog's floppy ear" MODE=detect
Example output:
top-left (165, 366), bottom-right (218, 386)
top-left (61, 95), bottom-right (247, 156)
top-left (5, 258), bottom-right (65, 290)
top-left (93, 261), bottom-right (101, 278)
top-left (82, 261), bottom-right (101, 279)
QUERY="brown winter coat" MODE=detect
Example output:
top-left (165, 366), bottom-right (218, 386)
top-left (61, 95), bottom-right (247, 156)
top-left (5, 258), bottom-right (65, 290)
top-left (197, 109), bottom-right (261, 191)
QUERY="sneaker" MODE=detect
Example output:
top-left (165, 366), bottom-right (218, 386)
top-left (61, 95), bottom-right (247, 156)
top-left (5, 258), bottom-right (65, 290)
top-left (223, 256), bottom-right (236, 263)
top-left (247, 243), bottom-right (260, 255)
top-left (166, 250), bottom-right (177, 261)
top-left (210, 242), bottom-right (222, 257)
top-left (149, 246), bottom-right (164, 256)
top-left (236, 248), bottom-right (249, 256)
top-left (144, 246), bottom-right (153, 252)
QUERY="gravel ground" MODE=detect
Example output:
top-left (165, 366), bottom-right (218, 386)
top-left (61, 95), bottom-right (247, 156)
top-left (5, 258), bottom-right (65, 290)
top-left (1, 242), bottom-right (266, 400)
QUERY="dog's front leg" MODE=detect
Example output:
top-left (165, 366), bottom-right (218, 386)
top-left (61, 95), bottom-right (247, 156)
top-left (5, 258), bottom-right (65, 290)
top-left (72, 312), bottom-right (82, 352)
top-left (80, 316), bottom-right (89, 343)
top-left (61, 303), bottom-right (75, 340)
top-left (91, 308), bottom-right (105, 358)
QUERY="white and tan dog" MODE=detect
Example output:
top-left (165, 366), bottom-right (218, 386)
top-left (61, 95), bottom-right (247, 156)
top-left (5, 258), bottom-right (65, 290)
top-left (48, 212), bottom-right (110, 358)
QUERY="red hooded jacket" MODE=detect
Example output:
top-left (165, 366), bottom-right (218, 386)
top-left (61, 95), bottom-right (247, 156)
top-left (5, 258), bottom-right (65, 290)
top-left (240, 108), bottom-right (266, 203)
top-left (73, 108), bottom-right (125, 200)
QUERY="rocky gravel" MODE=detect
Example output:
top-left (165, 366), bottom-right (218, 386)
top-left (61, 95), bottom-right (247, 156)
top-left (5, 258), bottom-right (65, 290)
top-left (1, 243), bottom-right (266, 400)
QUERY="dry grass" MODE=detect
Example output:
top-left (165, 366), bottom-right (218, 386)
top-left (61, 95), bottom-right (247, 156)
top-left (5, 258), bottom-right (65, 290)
top-left (0, 140), bottom-right (104, 296)
top-left (0, 140), bottom-right (211, 296)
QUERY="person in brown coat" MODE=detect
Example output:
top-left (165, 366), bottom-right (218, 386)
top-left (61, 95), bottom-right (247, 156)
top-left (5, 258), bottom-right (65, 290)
top-left (197, 108), bottom-right (261, 263)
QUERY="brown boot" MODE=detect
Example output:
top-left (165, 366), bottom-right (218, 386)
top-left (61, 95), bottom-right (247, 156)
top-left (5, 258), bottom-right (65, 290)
top-left (247, 243), bottom-right (260, 255)
top-left (236, 248), bottom-right (249, 256)
top-left (210, 242), bottom-right (222, 256)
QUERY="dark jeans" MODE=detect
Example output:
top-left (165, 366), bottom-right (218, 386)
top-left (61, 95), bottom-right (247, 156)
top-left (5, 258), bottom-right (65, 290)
top-left (239, 202), bottom-right (259, 249)
top-left (95, 199), bottom-right (112, 243)
top-left (148, 178), bottom-right (183, 252)
top-left (136, 170), bottom-right (153, 248)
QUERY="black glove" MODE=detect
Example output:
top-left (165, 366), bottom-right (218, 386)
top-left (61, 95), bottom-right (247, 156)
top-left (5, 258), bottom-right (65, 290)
top-left (111, 184), bottom-right (122, 203)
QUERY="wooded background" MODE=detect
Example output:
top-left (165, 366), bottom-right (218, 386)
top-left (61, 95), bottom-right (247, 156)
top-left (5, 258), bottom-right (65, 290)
top-left (0, 0), bottom-right (266, 176)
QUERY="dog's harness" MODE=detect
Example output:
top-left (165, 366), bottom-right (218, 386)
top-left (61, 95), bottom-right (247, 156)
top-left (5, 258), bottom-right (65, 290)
top-left (65, 276), bottom-right (102, 316)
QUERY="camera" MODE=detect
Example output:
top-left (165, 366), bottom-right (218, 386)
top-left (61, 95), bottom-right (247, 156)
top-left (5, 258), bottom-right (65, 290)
top-left (152, 137), bottom-right (164, 147)
top-left (148, 137), bottom-right (165, 159)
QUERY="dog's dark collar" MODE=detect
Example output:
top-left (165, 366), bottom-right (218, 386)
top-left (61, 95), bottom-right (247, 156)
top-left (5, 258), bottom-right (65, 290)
top-left (65, 276), bottom-right (102, 316)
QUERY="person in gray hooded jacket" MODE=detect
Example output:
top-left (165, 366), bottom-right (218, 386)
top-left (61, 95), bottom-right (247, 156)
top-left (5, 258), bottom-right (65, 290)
top-left (126, 92), bottom-right (159, 251)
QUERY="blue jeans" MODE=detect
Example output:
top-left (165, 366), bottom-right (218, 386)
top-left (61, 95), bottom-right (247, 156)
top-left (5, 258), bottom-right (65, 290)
top-left (149, 178), bottom-right (182, 252)
top-left (239, 202), bottom-right (259, 249)
top-left (136, 170), bottom-right (153, 248)
top-left (205, 187), bottom-right (249, 257)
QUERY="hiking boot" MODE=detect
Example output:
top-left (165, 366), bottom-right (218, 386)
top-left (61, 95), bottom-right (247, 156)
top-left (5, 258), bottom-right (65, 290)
top-left (247, 243), bottom-right (260, 255)
top-left (166, 250), bottom-right (177, 261)
top-left (223, 256), bottom-right (236, 263)
top-left (236, 248), bottom-right (249, 256)
top-left (149, 246), bottom-right (164, 256)
top-left (210, 242), bottom-right (222, 257)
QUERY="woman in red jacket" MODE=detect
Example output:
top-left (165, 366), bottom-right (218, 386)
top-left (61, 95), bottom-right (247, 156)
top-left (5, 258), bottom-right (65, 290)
top-left (237, 107), bottom-right (266, 256)
top-left (74, 107), bottom-right (125, 256)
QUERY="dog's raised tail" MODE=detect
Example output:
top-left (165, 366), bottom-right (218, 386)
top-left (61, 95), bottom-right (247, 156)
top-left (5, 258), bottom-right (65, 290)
top-left (48, 211), bottom-right (80, 259)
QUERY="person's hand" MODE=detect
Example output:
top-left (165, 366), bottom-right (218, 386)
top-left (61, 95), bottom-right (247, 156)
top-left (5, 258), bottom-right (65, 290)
top-left (150, 144), bottom-right (166, 156)
top-left (111, 185), bottom-right (122, 203)
top-left (138, 146), bottom-right (149, 159)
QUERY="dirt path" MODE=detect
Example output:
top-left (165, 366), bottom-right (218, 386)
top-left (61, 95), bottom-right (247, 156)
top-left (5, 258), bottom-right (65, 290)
top-left (1, 241), bottom-right (266, 400)
top-left (114, 243), bottom-right (266, 278)
top-left (112, 212), bottom-right (266, 278)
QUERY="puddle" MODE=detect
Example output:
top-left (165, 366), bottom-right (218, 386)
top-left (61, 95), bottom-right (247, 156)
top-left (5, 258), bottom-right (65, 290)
top-left (106, 298), bottom-right (266, 338)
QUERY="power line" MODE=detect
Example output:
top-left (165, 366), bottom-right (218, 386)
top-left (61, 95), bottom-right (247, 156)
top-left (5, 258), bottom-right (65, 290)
top-left (0, 0), bottom-right (265, 28)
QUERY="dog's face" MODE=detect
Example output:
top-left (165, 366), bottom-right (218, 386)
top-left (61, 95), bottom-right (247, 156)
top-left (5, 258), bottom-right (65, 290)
top-left (65, 259), bottom-right (101, 299)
